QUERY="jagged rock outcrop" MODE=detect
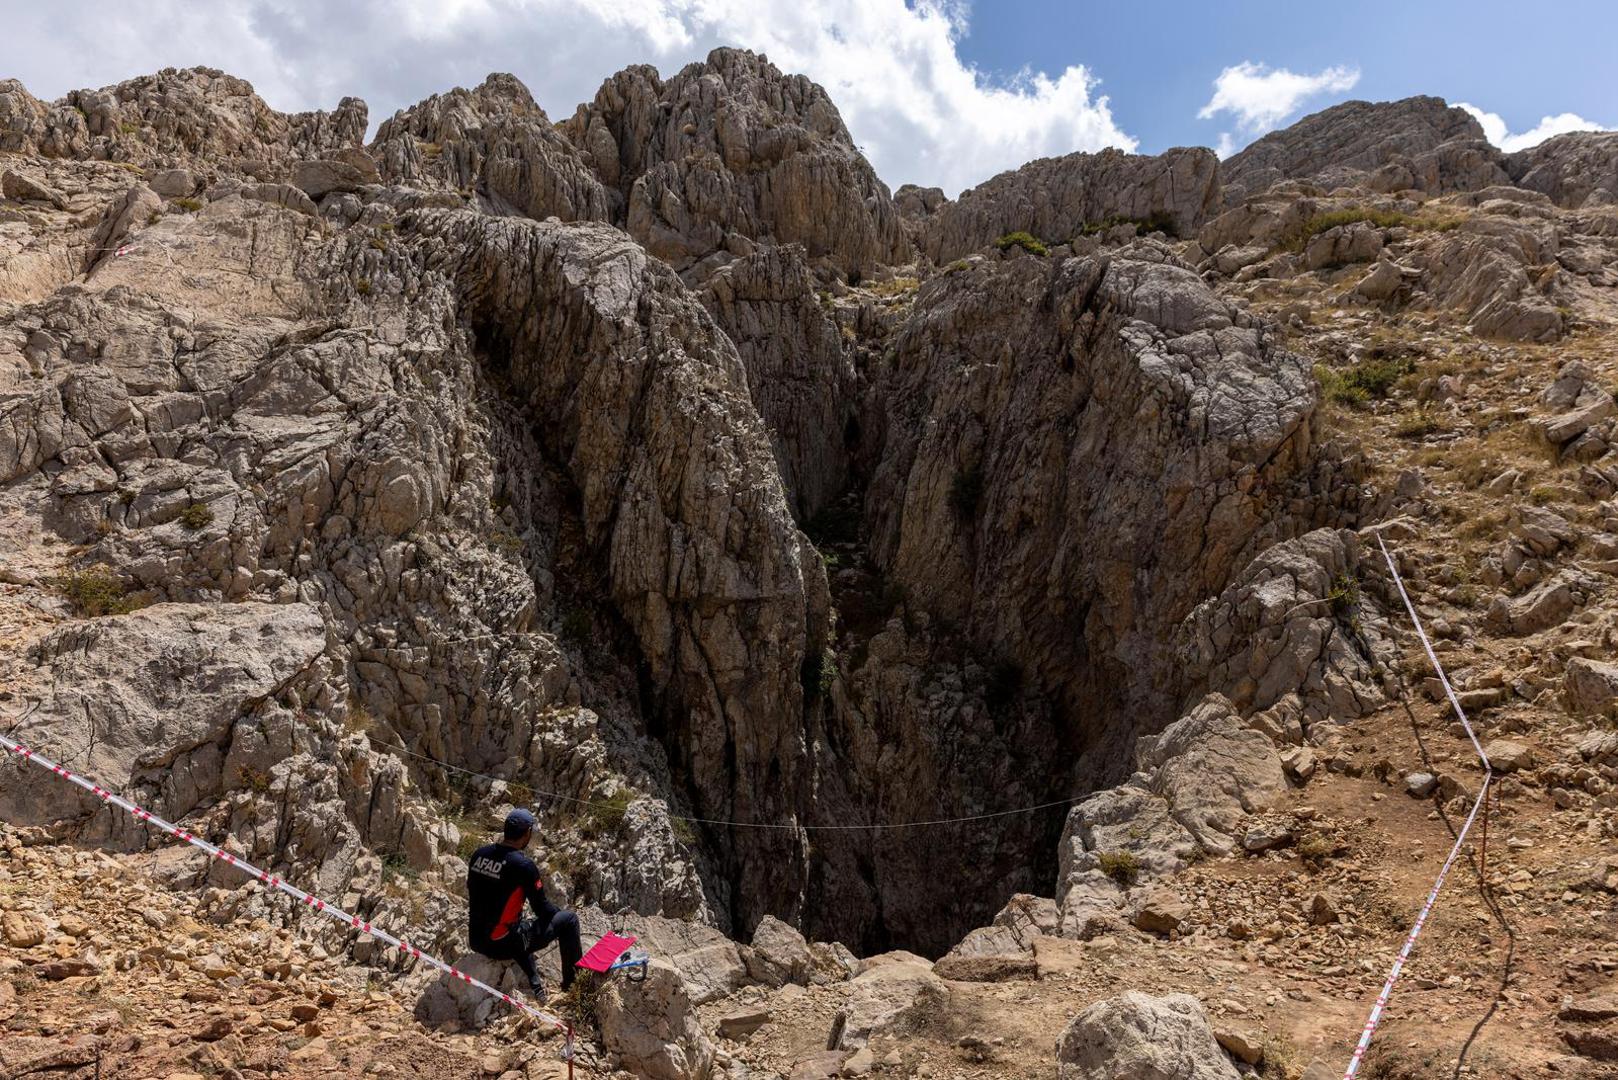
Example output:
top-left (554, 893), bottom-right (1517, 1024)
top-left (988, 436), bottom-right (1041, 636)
top-left (599, 959), bottom-right (716, 1080)
top-left (1055, 695), bottom-right (1286, 933)
top-left (1177, 528), bottom-right (1395, 725)
top-left (1056, 991), bottom-right (1241, 1080)
top-left (370, 73), bottom-right (612, 224)
top-left (411, 209), bottom-right (831, 930)
top-left (1508, 130), bottom-right (1618, 208)
top-left (695, 245), bottom-right (854, 520)
top-left (1221, 97), bottom-right (1502, 202)
top-left (561, 48), bottom-right (909, 273)
top-left (0, 67), bottom-right (365, 174)
top-left (865, 245), bottom-right (1323, 737)
top-left (918, 147), bottom-right (1220, 262)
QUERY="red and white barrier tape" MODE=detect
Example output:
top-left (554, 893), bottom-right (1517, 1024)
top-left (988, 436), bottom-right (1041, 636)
top-left (0, 729), bottom-right (572, 1052)
top-left (1342, 537), bottom-right (1493, 1080)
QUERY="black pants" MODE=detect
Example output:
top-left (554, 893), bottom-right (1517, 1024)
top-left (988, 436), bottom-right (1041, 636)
top-left (479, 909), bottom-right (582, 990)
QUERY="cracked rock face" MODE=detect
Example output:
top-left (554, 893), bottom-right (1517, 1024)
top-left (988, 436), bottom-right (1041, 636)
top-left (918, 147), bottom-right (1221, 262)
top-left (4, 50), bottom-right (1409, 980)
top-left (561, 47), bottom-right (910, 273)
top-left (1220, 96), bottom-right (1498, 203)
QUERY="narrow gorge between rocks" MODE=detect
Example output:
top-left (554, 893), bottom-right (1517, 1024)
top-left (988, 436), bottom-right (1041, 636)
top-left (6, 41), bottom-right (1618, 1080)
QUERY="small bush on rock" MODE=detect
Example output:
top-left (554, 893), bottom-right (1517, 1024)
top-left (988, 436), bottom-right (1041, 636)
top-left (994, 231), bottom-right (1048, 256)
top-left (52, 566), bottom-right (149, 617)
top-left (179, 502), bottom-right (213, 530)
top-left (1098, 850), bottom-right (1140, 887)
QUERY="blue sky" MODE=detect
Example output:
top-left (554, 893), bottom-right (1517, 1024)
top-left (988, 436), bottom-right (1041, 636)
top-left (2, 0), bottom-right (1613, 195)
top-left (956, 0), bottom-right (1616, 156)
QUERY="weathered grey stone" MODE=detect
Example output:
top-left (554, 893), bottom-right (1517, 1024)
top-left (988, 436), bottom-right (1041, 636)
top-left (1056, 991), bottom-right (1240, 1080)
top-left (1565, 657), bottom-right (1618, 718)
top-left (829, 960), bottom-right (948, 1050)
top-left (598, 958), bottom-right (714, 1080)
top-left (918, 146), bottom-right (1220, 262)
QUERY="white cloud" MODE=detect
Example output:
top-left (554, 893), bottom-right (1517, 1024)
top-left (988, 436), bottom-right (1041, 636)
top-left (1457, 103), bottom-right (1613, 153)
top-left (1198, 60), bottom-right (1359, 157)
top-left (0, 0), bottom-right (1136, 196)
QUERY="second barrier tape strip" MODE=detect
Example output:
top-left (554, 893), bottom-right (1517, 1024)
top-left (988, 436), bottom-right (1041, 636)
top-left (0, 730), bottom-right (571, 1046)
top-left (1340, 536), bottom-right (1493, 1080)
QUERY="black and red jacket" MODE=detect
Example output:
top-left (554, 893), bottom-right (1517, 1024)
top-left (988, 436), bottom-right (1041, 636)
top-left (466, 842), bottom-right (558, 950)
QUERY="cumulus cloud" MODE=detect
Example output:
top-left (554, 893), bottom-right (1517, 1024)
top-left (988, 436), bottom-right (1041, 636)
top-left (1457, 103), bottom-right (1613, 153)
top-left (0, 0), bottom-right (1136, 196)
top-left (1198, 60), bottom-right (1359, 158)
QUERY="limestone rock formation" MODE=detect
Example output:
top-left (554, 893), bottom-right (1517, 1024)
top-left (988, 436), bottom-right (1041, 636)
top-left (695, 245), bottom-right (854, 520)
top-left (0, 67), bottom-right (366, 175)
top-left (1508, 130), bottom-right (1618, 208)
top-left (828, 957), bottom-right (948, 1049)
top-left (918, 147), bottom-right (1220, 262)
top-left (561, 48), bottom-right (909, 273)
top-left (370, 73), bottom-right (611, 224)
top-left (412, 952), bottom-right (529, 1029)
top-left (1177, 528), bottom-right (1395, 726)
top-left (598, 958), bottom-right (715, 1080)
top-left (1220, 96), bottom-right (1500, 202)
top-left (1056, 991), bottom-right (1240, 1079)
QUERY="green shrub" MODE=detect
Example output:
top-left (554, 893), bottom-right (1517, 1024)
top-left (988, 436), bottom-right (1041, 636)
top-left (1097, 850), bottom-right (1140, 887)
top-left (171, 197), bottom-right (203, 213)
top-left (369, 236), bottom-right (387, 251)
top-left (1078, 211), bottom-right (1179, 239)
top-left (581, 789), bottom-right (635, 838)
top-left (179, 502), bottom-right (213, 530)
top-left (1281, 206), bottom-right (1461, 253)
top-left (1296, 832), bottom-right (1333, 866)
top-left (1327, 573), bottom-right (1360, 620)
top-left (994, 231), bottom-right (1048, 256)
top-left (52, 565), bottom-right (149, 617)
top-left (946, 259), bottom-right (971, 274)
top-left (381, 851), bottom-right (419, 883)
top-left (1314, 356), bottom-right (1413, 408)
top-left (355, 277), bottom-right (372, 295)
top-left (236, 765), bottom-right (272, 793)
top-left (948, 465), bottom-right (984, 521)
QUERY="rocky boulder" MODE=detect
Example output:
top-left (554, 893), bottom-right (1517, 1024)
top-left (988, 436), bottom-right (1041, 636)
top-left (599, 958), bottom-right (715, 1080)
top-left (1056, 991), bottom-right (1240, 1080)
top-left (1564, 657), bottom-right (1618, 718)
top-left (828, 958), bottom-right (949, 1050)
top-left (746, 915), bottom-right (814, 988)
top-left (413, 953), bottom-right (530, 1029)
top-left (1138, 694), bottom-right (1287, 856)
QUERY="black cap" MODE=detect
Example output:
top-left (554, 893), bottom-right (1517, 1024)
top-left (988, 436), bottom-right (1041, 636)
top-left (503, 808), bottom-right (537, 839)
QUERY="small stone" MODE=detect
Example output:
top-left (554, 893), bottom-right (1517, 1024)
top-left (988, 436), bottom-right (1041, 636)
top-left (1308, 892), bottom-right (1339, 926)
top-left (1404, 772), bottom-right (1438, 798)
top-left (1484, 739), bottom-right (1533, 773)
top-left (718, 1008), bottom-right (771, 1040)
top-left (1131, 888), bottom-right (1191, 935)
top-left (843, 1046), bottom-right (876, 1075)
top-left (2, 911), bottom-right (45, 948)
top-left (1215, 1027), bottom-right (1265, 1065)
top-left (290, 1003), bottom-right (320, 1022)
top-left (1280, 747), bottom-right (1317, 782)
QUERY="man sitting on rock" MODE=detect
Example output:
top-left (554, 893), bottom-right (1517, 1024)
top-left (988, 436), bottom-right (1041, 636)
top-left (466, 808), bottom-right (582, 999)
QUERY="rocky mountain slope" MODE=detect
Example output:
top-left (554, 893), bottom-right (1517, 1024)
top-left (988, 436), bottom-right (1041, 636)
top-left (3, 54), bottom-right (1618, 1080)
